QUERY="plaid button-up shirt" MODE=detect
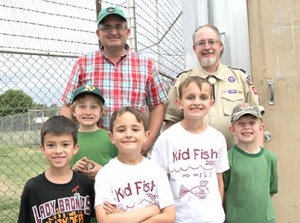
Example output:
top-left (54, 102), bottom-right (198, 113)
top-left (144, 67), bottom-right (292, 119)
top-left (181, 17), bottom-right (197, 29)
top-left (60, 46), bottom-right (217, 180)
top-left (62, 46), bottom-right (168, 130)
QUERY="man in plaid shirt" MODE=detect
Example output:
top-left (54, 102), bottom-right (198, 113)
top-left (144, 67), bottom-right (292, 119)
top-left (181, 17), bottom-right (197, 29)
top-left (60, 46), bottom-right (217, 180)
top-left (61, 7), bottom-right (168, 155)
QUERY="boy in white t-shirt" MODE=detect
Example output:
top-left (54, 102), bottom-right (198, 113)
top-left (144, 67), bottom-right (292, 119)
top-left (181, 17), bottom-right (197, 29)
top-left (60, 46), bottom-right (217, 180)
top-left (152, 76), bottom-right (229, 223)
top-left (94, 107), bottom-right (175, 223)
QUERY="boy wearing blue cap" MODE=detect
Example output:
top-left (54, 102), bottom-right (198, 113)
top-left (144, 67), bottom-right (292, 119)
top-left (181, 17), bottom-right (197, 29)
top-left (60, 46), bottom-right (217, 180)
top-left (224, 103), bottom-right (278, 223)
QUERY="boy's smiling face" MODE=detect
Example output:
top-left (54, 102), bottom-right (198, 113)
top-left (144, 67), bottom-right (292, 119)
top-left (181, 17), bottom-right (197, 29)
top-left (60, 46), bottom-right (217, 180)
top-left (40, 133), bottom-right (79, 169)
top-left (176, 82), bottom-right (214, 121)
top-left (230, 115), bottom-right (264, 144)
top-left (109, 111), bottom-right (149, 156)
top-left (72, 94), bottom-right (103, 131)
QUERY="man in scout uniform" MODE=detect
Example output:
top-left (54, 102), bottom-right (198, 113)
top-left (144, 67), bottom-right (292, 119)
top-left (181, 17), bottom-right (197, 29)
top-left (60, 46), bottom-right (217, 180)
top-left (165, 24), bottom-right (264, 148)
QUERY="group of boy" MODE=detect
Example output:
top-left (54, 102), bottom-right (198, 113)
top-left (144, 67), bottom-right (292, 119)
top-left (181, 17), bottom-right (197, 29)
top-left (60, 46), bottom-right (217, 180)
top-left (17, 6), bottom-right (278, 223)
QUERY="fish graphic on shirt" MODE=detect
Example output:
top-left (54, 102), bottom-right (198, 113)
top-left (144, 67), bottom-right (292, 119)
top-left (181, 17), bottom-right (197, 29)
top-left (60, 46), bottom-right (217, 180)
top-left (179, 180), bottom-right (209, 199)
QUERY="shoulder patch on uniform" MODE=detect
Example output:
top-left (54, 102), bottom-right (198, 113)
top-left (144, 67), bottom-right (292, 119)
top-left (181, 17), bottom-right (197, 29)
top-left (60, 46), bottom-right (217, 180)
top-left (246, 75), bottom-right (254, 86)
top-left (251, 86), bottom-right (258, 95)
top-left (176, 69), bottom-right (192, 78)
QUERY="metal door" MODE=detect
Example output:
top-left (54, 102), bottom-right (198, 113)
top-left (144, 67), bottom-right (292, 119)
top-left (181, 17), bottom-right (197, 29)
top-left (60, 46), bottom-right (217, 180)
top-left (247, 0), bottom-right (300, 221)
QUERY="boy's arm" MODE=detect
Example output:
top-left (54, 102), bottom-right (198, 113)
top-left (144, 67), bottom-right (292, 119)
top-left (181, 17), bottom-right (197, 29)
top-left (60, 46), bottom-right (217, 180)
top-left (141, 205), bottom-right (175, 223)
top-left (60, 103), bottom-right (72, 119)
top-left (142, 104), bottom-right (165, 155)
top-left (18, 197), bottom-right (29, 223)
top-left (217, 172), bottom-right (225, 203)
top-left (95, 204), bottom-right (160, 223)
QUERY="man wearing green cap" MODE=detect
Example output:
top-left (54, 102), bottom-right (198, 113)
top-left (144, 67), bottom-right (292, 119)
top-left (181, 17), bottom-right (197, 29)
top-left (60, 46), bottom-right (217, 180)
top-left (61, 7), bottom-right (168, 155)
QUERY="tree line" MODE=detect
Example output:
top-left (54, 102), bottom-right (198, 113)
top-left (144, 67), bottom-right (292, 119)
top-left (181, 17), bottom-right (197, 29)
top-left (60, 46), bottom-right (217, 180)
top-left (0, 89), bottom-right (58, 117)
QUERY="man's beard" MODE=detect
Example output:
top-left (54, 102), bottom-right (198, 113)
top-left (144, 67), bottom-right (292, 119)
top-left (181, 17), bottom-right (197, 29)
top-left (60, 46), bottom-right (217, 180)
top-left (200, 56), bottom-right (217, 67)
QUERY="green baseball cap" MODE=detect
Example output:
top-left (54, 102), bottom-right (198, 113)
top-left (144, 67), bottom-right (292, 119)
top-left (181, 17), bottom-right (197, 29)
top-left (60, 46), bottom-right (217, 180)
top-left (71, 84), bottom-right (105, 104)
top-left (97, 7), bottom-right (127, 26)
top-left (231, 103), bottom-right (262, 122)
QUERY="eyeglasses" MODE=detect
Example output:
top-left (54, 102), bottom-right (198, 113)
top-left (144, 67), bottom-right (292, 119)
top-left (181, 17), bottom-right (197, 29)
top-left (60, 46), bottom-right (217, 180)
top-left (99, 24), bottom-right (127, 33)
top-left (194, 39), bottom-right (220, 47)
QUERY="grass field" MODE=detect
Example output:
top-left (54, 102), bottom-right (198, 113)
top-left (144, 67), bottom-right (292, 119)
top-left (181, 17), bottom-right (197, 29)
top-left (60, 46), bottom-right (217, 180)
top-left (0, 144), bottom-right (47, 222)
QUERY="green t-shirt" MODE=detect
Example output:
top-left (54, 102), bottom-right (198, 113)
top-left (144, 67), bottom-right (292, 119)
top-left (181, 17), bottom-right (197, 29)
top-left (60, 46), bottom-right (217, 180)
top-left (71, 129), bottom-right (118, 223)
top-left (224, 145), bottom-right (278, 223)
top-left (71, 128), bottom-right (118, 167)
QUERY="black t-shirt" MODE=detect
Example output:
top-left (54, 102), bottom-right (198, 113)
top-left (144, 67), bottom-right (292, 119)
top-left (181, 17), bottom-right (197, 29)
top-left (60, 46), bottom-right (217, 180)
top-left (18, 171), bottom-right (95, 223)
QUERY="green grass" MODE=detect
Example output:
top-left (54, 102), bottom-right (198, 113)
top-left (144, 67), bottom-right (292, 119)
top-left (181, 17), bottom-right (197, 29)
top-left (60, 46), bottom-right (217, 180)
top-left (0, 130), bottom-right (40, 147)
top-left (0, 145), bottom-right (47, 222)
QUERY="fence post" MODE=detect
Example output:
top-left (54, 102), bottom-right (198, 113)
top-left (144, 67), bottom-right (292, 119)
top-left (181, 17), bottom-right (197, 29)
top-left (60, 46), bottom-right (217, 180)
top-left (128, 0), bottom-right (137, 52)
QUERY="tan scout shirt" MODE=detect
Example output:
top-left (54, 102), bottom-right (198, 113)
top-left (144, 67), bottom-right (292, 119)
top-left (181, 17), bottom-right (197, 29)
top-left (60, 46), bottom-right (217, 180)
top-left (165, 63), bottom-right (264, 148)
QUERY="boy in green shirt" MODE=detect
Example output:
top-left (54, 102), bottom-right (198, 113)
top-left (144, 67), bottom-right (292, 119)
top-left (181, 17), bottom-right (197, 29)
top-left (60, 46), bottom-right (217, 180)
top-left (70, 84), bottom-right (118, 222)
top-left (224, 103), bottom-right (278, 223)
top-left (70, 84), bottom-right (117, 179)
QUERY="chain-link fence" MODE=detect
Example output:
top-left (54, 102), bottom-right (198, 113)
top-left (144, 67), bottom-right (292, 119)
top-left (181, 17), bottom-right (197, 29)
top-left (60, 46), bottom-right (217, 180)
top-left (0, 108), bottom-right (60, 146)
top-left (0, 0), bottom-right (184, 221)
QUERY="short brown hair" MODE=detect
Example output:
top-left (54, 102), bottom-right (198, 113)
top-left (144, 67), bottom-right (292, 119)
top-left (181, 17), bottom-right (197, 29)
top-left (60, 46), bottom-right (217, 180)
top-left (41, 115), bottom-right (78, 146)
top-left (109, 107), bottom-right (148, 132)
top-left (178, 76), bottom-right (212, 99)
top-left (192, 24), bottom-right (221, 44)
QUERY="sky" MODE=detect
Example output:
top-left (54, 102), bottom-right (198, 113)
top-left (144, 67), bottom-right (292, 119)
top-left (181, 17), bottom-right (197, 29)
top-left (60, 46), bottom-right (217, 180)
top-left (0, 0), bottom-right (123, 106)
top-left (0, 0), bottom-right (184, 106)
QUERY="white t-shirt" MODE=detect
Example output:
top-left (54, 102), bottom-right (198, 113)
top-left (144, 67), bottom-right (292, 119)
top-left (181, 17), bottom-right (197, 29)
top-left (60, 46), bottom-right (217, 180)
top-left (151, 123), bottom-right (229, 223)
top-left (94, 157), bottom-right (175, 211)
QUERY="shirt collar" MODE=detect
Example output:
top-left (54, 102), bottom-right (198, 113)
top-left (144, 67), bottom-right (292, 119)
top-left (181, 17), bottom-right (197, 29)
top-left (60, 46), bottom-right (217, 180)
top-left (197, 63), bottom-right (226, 80)
top-left (100, 44), bottom-right (130, 59)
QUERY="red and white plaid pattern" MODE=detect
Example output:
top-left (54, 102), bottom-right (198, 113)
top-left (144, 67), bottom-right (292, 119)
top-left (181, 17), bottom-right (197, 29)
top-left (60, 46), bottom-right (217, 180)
top-left (62, 46), bottom-right (168, 130)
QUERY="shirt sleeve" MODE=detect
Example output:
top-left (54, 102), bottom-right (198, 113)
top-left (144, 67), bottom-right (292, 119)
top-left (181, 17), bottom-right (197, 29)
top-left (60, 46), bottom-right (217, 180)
top-left (146, 61), bottom-right (168, 106)
top-left (86, 177), bottom-right (96, 217)
top-left (241, 72), bottom-right (265, 114)
top-left (155, 165), bottom-right (175, 209)
top-left (215, 133), bottom-right (230, 173)
top-left (223, 168), bottom-right (231, 192)
top-left (94, 168), bottom-right (116, 207)
top-left (269, 152), bottom-right (278, 195)
top-left (164, 74), bottom-right (186, 122)
top-left (17, 181), bottom-right (32, 223)
top-left (151, 131), bottom-right (170, 173)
